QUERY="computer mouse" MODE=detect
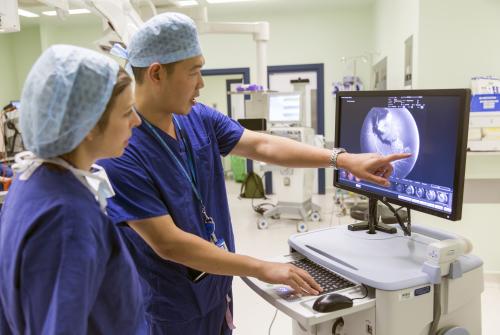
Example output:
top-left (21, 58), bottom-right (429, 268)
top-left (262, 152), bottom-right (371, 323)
top-left (312, 293), bottom-right (353, 313)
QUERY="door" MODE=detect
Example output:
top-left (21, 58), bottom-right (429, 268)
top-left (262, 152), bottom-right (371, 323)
top-left (199, 68), bottom-right (250, 175)
top-left (267, 64), bottom-right (325, 194)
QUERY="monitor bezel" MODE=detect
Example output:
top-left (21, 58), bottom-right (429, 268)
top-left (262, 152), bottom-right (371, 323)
top-left (267, 92), bottom-right (303, 124)
top-left (333, 89), bottom-right (470, 221)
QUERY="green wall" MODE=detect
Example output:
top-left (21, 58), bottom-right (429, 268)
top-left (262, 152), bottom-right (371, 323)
top-left (0, 15), bottom-right (105, 107)
top-left (39, 16), bottom-right (103, 51)
top-left (11, 26), bottom-right (42, 95)
top-left (418, 0), bottom-right (500, 89)
top-left (0, 34), bottom-right (19, 107)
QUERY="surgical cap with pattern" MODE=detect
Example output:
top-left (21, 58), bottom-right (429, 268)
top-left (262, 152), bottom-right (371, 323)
top-left (20, 45), bottom-right (119, 158)
top-left (127, 12), bottom-right (202, 67)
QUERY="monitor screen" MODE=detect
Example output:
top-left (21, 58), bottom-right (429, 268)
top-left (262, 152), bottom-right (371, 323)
top-left (268, 93), bottom-right (301, 123)
top-left (334, 89), bottom-right (470, 221)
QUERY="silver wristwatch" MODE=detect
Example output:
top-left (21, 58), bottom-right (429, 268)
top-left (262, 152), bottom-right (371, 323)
top-left (330, 148), bottom-right (347, 169)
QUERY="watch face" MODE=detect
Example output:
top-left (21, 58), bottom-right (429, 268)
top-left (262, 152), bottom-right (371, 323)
top-left (332, 148), bottom-right (346, 169)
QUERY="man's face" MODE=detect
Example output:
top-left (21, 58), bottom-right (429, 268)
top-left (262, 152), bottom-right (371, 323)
top-left (160, 55), bottom-right (205, 115)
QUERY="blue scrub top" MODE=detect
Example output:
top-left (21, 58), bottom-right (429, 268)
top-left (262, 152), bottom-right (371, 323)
top-left (98, 103), bottom-right (244, 334)
top-left (0, 165), bottom-right (146, 335)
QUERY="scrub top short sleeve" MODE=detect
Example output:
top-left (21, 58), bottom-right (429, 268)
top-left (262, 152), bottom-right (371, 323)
top-left (199, 104), bottom-right (245, 156)
top-left (103, 150), bottom-right (170, 224)
top-left (99, 103), bottom-right (243, 335)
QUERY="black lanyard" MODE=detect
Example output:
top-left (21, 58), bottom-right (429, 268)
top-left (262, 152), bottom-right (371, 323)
top-left (138, 110), bottom-right (226, 249)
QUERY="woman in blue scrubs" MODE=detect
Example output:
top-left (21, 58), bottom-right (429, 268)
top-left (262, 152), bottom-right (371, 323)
top-left (0, 45), bottom-right (145, 334)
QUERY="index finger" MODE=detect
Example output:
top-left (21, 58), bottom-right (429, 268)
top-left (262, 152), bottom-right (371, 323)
top-left (383, 153), bottom-right (412, 163)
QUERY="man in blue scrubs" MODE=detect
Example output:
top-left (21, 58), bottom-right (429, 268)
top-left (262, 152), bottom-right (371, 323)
top-left (101, 13), bottom-right (410, 335)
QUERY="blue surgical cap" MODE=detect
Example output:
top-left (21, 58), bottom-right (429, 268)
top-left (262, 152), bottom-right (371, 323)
top-left (20, 45), bottom-right (119, 158)
top-left (127, 12), bottom-right (202, 67)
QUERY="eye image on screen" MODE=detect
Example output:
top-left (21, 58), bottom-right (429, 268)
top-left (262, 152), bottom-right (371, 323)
top-left (360, 107), bottom-right (419, 178)
top-left (334, 90), bottom-right (470, 221)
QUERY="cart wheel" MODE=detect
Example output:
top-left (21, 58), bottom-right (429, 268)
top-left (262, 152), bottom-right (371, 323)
top-left (310, 211), bottom-right (321, 222)
top-left (257, 218), bottom-right (269, 230)
top-left (296, 222), bottom-right (308, 233)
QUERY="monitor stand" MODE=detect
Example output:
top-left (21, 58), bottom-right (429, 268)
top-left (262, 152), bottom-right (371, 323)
top-left (347, 197), bottom-right (397, 234)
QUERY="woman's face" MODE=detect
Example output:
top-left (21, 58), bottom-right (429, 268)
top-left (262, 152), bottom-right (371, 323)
top-left (93, 84), bottom-right (141, 158)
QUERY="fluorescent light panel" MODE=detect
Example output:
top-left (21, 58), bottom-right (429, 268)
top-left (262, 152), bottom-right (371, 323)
top-left (177, 0), bottom-right (198, 6)
top-left (18, 9), bottom-right (40, 18)
top-left (41, 11), bottom-right (57, 16)
top-left (206, 0), bottom-right (254, 3)
top-left (42, 8), bottom-right (91, 16)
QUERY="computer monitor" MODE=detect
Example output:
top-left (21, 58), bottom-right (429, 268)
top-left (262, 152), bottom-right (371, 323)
top-left (334, 89), bottom-right (470, 225)
top-left (268, 92), bottom-right (302, 124)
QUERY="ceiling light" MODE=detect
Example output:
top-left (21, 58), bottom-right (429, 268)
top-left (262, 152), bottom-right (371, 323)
top-left (41, 11), bottom-right (57, 16)
top-left (177, 0), bottom-right (198, 6)
top-left (42, 8), bottom-right (91, 16)
top-left (67, 9), bottom-right (91, 15)
top-left (206, 0), bottom-right (253, 3)
top-left (18, 9), bottom-right (40, 18)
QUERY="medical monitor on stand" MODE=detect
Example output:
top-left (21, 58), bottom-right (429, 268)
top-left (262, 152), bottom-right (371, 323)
top-left (334, 89), bottom-right (470, 234)
top-left (268, 92), bottom-right (303, 126)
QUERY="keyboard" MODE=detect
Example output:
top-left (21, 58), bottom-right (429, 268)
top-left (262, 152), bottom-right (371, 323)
top-left (290, 258), bottom-right (356, 294)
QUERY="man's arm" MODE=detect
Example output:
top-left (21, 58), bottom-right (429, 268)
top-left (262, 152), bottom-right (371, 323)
top-left (230, 129), bottom-right (411, 186)
top-left (128, 215), bottom-right (322, 295)
top-left (231, 129), bottom-right (332, 168)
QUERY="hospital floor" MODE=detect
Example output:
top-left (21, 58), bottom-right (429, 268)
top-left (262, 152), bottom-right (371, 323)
top-left (224, 179), bottom-right (500, 335)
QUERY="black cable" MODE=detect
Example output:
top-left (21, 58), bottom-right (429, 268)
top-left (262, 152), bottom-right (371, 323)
top-left (406, 207), bottom-right (412, 235)
top-left (379, 199), bottom-right (411, 236)
top-left (248, 172), bottom-right (274, 215)
top-left (7, 131), bottom-right (19, 157)
top-left (5, 119), bottom-right (23, 157)
top-left (395, 205), bottom-right (411, 235)
top-left (331, 317), bottom-right (344, 335)
top-left (252, 199), bottom-right (275, 215)
top-left (331, 285), bottom-right (368, 334)
top-left (351, 284), bottom-right (369, 301)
